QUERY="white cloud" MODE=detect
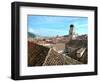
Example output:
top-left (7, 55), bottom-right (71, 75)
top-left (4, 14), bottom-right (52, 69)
top-left (28, 27), bottom-right (35, 33)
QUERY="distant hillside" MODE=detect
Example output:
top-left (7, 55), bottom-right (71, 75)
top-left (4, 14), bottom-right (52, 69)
top-left (28, 32), bottom-right (51, 39)
top-left (28, 32), bottom-right (36, 38)
top-left (63, 35), bottom-right (69, 37)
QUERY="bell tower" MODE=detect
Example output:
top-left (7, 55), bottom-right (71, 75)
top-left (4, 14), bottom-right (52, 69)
top-left (69, 24), bottom-right (75, 35)
top-left (69, 24), bottom-right (76, 40)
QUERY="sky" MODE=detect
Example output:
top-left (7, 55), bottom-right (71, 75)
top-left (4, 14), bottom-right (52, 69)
top-left (28, 15), bottom-right (88, 37)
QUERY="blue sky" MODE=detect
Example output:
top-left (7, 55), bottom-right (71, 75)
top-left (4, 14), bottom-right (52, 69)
top-left (28, 15), bottom-right (88, 37)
